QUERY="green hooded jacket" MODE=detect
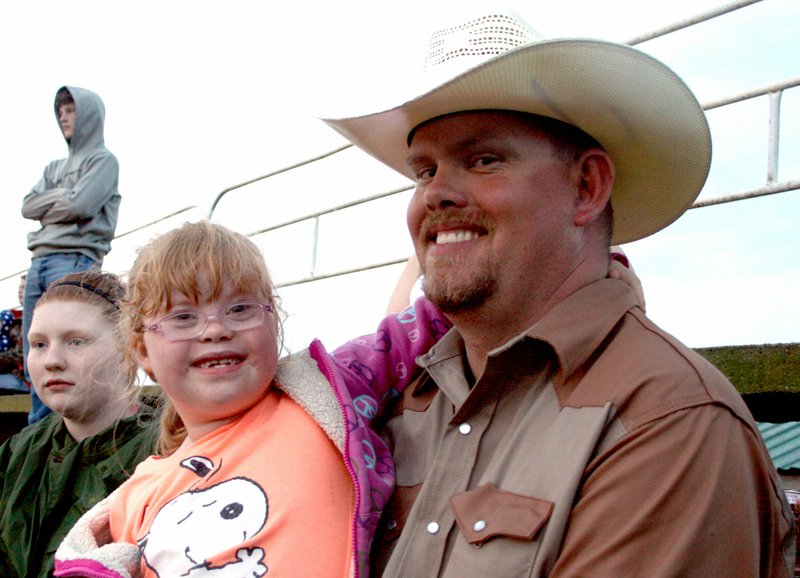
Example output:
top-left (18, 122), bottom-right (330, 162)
top-left (0, 405), bottom-right (157, 577)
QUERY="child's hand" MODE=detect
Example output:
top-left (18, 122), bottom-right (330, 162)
top-left (54, 497), bottom-right (142, 578)
top-left (608, 252), bottom-right (646, 312)
top-left (386, 254), bottom-right (422, 315)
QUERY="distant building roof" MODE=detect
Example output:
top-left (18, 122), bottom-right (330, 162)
top-left (758, 421), bottom-right (800, 473)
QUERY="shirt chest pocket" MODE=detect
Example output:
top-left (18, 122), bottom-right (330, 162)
top-left (450, 483), bottom-right (552, 545)
top-left (444, 483), bottom-right (553, 578)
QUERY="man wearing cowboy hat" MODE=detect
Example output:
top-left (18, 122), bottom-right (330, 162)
top-left (325, 10), bottom-right (794, 577)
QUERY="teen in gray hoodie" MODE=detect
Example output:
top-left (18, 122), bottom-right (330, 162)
top-left (21, 85), bottom-right (121, 425)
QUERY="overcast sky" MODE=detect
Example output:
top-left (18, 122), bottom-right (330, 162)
top-left (1, 0), bottom-right (798, 353)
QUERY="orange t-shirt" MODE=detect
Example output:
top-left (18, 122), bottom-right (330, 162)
top-left (109, 388), bottom-right (354, 577)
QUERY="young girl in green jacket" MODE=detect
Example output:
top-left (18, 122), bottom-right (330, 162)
top-left (0, 270), bottom-right (157, 578)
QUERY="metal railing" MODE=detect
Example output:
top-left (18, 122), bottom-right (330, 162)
top-left (693, 77), bottom-right (800, 208)
top-left (3, 0), bottom-right (796, 294)
top-left (204, 72), bottom-right (800, 288)
top-left (623, 0), bottom-right (765, 45)
top-left (202, 5), bottom-right (799, 289)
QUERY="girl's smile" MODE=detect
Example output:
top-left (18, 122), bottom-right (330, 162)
top-left (137, 282), bottom-right (279, 442)
top-left (192, 351), bottom-right (246, 370)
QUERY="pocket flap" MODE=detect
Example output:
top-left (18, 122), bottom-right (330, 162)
top-left (450, 483), bottom-right (553, 545)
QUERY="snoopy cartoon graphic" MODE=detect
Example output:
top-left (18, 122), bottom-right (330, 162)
top-left (138, 456), bottom-right (270, 577)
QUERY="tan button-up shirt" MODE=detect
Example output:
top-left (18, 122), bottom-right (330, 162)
top-left (374, 278), bottom-right (794, 577)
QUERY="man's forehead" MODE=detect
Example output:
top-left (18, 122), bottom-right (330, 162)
top-left (407, 110), bottom-right (552, 153)
top-left (411, 110), bottom-right (493, 138)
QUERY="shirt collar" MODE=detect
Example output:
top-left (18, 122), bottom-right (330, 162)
top-left (418, 277), bottom-right (639, 391)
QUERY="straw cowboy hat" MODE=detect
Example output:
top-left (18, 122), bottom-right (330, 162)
top-left (323, 12), bottom-right (712, 244)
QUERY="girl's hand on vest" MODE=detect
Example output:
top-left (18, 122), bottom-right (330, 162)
top-left (608, 248), bottom-right (646, 313)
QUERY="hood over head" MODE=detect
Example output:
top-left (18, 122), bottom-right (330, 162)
top-left (54, 85), bottom-right (107, 153)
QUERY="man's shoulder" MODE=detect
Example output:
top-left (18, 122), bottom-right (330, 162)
top-left (574, 307), bottom-right (750, 426)
top-left (620, 308), bottom-right (735, 390)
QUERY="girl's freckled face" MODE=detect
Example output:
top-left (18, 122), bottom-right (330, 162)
top-left (137, 282), bottom-right (279, 435)
top-left (27, 300), bottom-right (122, 422)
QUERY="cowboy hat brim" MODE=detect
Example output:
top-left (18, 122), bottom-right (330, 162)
top-left (323, 38), bottom-right (712, 245)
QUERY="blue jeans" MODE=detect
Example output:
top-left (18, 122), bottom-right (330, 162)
top-left (23, 253), bottom-right (99, 424)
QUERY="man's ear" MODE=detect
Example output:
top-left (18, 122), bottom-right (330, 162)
top-left (574, 148), bottom-right (615, 227)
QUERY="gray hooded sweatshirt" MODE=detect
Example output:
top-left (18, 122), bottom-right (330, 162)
top-left (21, 86), bottom-right (120, 262)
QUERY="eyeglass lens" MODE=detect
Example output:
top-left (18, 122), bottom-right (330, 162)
top-left (160, 302), bottom-right (268, 340)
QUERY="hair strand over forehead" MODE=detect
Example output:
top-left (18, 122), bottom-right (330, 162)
top-left (124, 220), bottom-right (275, 319)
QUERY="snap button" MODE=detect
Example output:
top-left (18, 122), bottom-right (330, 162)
top-left (387, 519), bottom-right (397, 530)
top-left (458, 423), bottom-right (472, 435)
top-left (473, 520), bottom-right (487, 532)
top-left (427, 522), bottom-right (440, 534)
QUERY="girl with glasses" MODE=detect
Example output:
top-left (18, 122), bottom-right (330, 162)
top-left (56, 220), bottom-right (448, 578)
